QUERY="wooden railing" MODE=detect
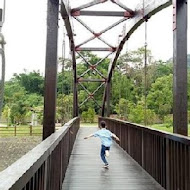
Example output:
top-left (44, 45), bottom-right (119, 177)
top-left (0, 117), bottom-right (80, 190)
top-left (99, 117), bottom-right (190, 190)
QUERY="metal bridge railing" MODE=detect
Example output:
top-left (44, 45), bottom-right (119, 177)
top-left (0, 117), bottom-right (80, 190)
top-left (99, 117), bottom-right (190, 190)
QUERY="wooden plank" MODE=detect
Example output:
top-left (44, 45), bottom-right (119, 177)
top-left (62, 127), bottom-right (164, 190)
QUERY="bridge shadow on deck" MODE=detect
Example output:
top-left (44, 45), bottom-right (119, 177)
top-left (62, 127), bottom-right (164, 190)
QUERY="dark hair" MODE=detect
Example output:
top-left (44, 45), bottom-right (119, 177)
top-left (100, 121), bottom-right (106, 128)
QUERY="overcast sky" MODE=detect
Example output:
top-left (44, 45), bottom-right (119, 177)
top-left (1, 0), bottom-right (190, 80)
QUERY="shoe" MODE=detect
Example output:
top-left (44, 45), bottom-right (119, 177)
top-left (105, 150), bottom-right (109, 157)
top-left (103, 164), bottom-right (109, 168)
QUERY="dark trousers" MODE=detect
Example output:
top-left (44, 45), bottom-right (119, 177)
top-left (100, 145), bottom-right (110, 164)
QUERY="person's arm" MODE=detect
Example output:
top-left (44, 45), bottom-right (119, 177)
top-left (112, 133), bottom-right (120, 142)
top-left (84, 134), bottom-right (94, 139)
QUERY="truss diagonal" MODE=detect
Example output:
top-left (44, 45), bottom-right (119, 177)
top-left (74, 17), bottom-right (114, 48)
top-left (71, 0), bottom-right (108, 12)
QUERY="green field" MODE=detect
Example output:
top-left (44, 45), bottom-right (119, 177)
top-left (149, 124), bottom-right (190, 136)
top-left (0, 125), bottom-right (42, 137)
top-left (80, 123), bottom-right (98, 128)
top-left (1, 122), bottom-right (190, 137)
top-left (80, 122), bottom-right (190, 136)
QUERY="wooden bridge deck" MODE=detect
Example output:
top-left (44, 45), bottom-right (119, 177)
top-left (62, 127), bottom-right (164, 190)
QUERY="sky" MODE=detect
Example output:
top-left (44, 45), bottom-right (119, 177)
top-left (1, 0), bottom-right (190, 81)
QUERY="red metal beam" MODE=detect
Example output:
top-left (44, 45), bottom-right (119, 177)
top-left (72, 10), bottom-right (134, 17)
top-left (75, 47), bottom-right (116, 52)
top-left (78, 78), bottom-right (106, 82)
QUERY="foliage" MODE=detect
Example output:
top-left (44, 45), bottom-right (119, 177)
top-left (147, 74), bottom-right (173, 121)
top-left (13, 70), bottom-right (44, 95)
top-left (56, 94), bottom-right (73, 124)
top-left (2, 50), bottom-right (190, 127)
top-left (81, 108), bottom-right (95, 123)
top-left (164, 114), bottom-right (173, 128)
top-left (115, 98), bottom-right (131, 119)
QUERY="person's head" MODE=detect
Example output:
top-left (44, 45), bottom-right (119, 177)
top-left (100, 121), bottom-right (106, 128)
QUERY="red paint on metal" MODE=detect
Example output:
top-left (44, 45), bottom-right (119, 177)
top-left (93, 33), bottom-right (101, 37)
top-left (101, 0), bottom-right (108, 3)
top-left (75, 47), bottom-right (81, 51)
top-left (110, 47), bottom-right (117, 52)
top-left (71, 10), bottom-right (80, 16)
top-left (89, 94), bottom-right (94, 98)
top-left (77, 77), bottom-right (82, 82)
top-left (90, 65), bottom-right (96, 70)
top-left (124, 11), bottom-right (133, 18)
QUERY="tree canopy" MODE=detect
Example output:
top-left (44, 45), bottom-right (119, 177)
top-left (2, 49), bottom-right (190, 125)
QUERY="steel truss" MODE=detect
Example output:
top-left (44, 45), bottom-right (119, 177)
top-left (61, 0), bottom-right (172, 116)
top-left (61, 0), bottom-right (135, 114)
top-left (59, 0), bottom-right (188, 136)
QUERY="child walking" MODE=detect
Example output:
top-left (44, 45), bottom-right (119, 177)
top-left (84, 121), bottom-right (120, 168)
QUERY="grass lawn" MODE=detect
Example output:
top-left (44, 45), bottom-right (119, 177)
top-left (0, 125), bottom-right (42, 137)
top-left (80, 122), bottom-right (98, 128)
top-left (149, 124), bottom-right (190, 136)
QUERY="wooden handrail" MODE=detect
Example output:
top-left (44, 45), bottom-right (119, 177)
top-left (0, 117), bottom-right (80, 190)
top-left (99, 117), bottom-right (190, 190)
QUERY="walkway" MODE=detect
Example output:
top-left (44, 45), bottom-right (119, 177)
top-left (62, 127), bottom-right (164, 190)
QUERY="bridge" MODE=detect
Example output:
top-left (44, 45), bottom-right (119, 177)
top-left (0, 0), bottom-right (189, 190)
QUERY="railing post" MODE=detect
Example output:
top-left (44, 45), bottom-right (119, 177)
top-left (106, 82), bottom-right (111, 117)
top-left (30, 125), bottom-right (32, 136)
top-left (142, 129), bottom-right (144, 168)
top-left (166, 138), bottom-right (170, 190)
top-left (14, 125), bottom-right (16, 136)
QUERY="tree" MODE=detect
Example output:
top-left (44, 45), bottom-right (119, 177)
top-left (147, 74), bottom-right (173, 121)
top-left (13, 70), bottom-right (44, 95)
top-left (81, 111), bottom-right (88, 123)
top-left (87, 108), bottom-right (96, 123)
top-left (57, 94), bottom-right (73, 124)
top-left (2, 105), bottom-right (11, 126)
top-left (115, 98), bottom-right (131, 119)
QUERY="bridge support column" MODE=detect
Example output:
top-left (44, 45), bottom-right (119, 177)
top-left (73, 53), bottom-right (78, 117)
top-left (106, 82), bottom-right (111, 117)
top-left (43, 0), bottom-right (59, 140)
top-left (173, 0), bottom-right (188, 136)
